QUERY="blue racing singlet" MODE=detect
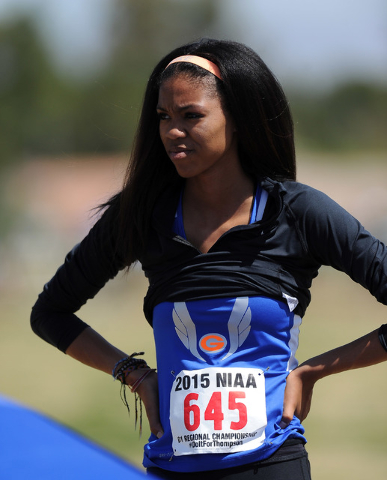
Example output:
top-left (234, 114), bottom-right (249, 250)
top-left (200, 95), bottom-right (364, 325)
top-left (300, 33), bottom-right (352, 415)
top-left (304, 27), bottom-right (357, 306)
top-left (142, 186), bottom-right (305, 472)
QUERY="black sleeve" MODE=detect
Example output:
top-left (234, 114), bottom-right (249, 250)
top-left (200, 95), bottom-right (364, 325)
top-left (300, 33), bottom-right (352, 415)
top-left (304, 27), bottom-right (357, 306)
top-left (30, 202), bottom-right (126, 353)
top-left (291, 184), bottom-right (387, 305)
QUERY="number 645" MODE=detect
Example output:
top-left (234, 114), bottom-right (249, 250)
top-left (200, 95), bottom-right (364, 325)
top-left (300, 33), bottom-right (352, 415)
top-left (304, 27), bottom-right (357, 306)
top-left (184, 391), bottom-right (247, 431)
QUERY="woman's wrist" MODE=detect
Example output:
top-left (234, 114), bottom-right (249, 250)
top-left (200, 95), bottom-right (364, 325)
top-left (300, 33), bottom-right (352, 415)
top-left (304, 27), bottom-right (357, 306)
top-left (293, 360), bottom-right (326, 386)
top-left (127, 368), bottom-right (156, 392)
top-left (112, 352), bottom-right (156, 433)
top-left (112, 352), bottom-right (148, 384)
top-left (123, 365), bottom-right (152, 387)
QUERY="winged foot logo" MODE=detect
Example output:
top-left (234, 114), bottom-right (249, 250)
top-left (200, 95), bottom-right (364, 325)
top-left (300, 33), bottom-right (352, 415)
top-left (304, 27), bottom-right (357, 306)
top-left (172, 297), bottom-right (252, 361)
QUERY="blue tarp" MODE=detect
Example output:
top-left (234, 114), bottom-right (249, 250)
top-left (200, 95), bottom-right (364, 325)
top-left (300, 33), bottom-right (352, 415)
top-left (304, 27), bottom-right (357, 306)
top-left (0, 395), bottom-right (152, 479)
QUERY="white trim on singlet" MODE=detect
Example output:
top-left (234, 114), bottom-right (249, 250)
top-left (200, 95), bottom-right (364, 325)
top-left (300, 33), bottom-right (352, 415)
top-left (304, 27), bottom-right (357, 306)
top-left (286, 314), bottom-right (302, 372)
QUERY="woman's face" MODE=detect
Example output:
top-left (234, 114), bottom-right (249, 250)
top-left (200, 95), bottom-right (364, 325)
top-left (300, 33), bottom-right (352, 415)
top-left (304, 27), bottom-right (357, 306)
top-left (157, 75), bottom-right (238, 180)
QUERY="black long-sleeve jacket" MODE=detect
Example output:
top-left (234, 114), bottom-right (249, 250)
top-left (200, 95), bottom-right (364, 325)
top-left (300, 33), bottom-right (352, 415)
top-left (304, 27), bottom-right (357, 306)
top-left (31, 177), bottom-right (387, 352)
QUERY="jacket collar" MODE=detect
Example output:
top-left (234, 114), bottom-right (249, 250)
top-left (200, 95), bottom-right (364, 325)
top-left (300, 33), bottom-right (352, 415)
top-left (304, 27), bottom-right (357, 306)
top-left (150, 177), bottom-right (288, 235)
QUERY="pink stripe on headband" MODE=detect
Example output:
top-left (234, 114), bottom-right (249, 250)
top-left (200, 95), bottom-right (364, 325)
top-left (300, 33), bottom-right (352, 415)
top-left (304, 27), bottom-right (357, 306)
top-left (165, 55), bottom-right (222, 80)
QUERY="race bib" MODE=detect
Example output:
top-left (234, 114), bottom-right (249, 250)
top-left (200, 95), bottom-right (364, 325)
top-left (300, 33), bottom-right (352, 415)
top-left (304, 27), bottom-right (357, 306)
top-left (170, 367), bottom-right (267, 456)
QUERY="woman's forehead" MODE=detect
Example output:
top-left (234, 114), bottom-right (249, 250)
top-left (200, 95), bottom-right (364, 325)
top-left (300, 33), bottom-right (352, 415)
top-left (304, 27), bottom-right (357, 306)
top-left (158, 74), bottom-right (218, 104)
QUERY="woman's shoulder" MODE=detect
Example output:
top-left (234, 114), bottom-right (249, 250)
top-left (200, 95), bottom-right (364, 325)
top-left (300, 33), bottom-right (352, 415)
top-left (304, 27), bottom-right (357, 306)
top-left (263, 177), bottom-right (359, 233)
top-left (279, 179), bottom-right (364, 247)
top-left (262, 177), bottom-right (335, 212)
top-left (282, 179), bottom-right (328, 199)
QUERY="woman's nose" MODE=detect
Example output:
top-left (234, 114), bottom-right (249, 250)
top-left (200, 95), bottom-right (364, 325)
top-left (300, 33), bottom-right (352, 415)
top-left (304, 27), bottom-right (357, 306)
top-left (165, 122), bottom-right (186, 139)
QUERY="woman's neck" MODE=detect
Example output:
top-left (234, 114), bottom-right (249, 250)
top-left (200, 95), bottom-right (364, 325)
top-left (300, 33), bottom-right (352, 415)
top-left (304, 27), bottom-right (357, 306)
top-left (184, 166), bottom-right (254, 215)
top-left (181, 165), bottom-right (255, 253)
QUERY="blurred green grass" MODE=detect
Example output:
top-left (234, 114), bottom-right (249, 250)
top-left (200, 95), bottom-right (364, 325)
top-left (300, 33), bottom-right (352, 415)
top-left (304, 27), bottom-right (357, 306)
top-left (1, 152), bottom-right (387, 478)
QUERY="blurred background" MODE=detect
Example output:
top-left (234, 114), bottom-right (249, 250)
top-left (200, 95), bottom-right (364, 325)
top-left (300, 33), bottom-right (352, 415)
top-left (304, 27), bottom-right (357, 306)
top-left (1, 0), bottom-right (386, 478)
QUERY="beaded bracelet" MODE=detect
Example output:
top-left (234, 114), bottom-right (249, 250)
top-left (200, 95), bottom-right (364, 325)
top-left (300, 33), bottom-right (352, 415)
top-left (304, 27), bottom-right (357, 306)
top-left (113, 352), bottom-right (154, 436)
top-left (112, 352), bottom-right (147, 381)
top-left (120, 363), bottom-right (149, 385)
top-left (378, 324), bottom-right (387, 352)
top-left (115, 361), bottom-right (148, 384)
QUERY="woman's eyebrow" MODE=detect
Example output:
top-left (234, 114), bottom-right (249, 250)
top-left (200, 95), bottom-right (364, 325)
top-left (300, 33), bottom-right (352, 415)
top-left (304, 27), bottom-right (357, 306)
top-left (156, 103), bottom-right (203, 111)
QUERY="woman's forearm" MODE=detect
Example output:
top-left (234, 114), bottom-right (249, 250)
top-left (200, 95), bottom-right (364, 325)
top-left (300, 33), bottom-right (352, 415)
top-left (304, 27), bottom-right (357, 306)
top-left (281, 327), bottom-right (387, 424)
top-left (299, 328), bottom-right (387, 382)
top-left (65, 326), bottom-right (164, 437)
top-left (65, 327), bottom-right (128, 375)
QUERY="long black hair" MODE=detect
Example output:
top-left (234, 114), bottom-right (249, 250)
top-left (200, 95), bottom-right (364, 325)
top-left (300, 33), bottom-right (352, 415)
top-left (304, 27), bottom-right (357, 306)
top-left (113, 38), bottom-right (296, 266)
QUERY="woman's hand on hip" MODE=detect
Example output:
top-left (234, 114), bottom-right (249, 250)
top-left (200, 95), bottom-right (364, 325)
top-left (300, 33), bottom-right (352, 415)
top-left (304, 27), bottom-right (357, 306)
top-left (130, 369), bottom-right (164, 438)
top-left (280, 365), bottom-right (316, 428)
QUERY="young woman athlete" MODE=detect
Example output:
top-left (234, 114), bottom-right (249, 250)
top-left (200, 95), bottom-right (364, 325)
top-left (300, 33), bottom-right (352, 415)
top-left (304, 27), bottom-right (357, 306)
top-left (31, 39), bottom-right (387, 479)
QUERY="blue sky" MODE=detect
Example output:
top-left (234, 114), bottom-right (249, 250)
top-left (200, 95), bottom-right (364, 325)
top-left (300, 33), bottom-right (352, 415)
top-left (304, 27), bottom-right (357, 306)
top-left (230, 0), bottom-right (387, 89)
top-left (0, 0), bottom-right (386, 90)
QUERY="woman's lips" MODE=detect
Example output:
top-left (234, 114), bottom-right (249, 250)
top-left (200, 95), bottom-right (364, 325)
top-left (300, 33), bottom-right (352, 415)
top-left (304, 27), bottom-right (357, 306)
top-left (169, 148), bottom-right (191, 160)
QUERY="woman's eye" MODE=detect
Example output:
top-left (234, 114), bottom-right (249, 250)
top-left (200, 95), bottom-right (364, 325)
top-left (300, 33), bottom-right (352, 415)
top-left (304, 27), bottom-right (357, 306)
top-left (186, 112), bottom-right (202, 119)
top-left (157, 112), bottom-right (169, 120)
top-left (157, 111), bottom-right (202, 120)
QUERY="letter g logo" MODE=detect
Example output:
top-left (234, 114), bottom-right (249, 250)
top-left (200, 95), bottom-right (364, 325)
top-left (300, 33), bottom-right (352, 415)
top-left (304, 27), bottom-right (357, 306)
top-left (199, 334), bottom-right (227, 354)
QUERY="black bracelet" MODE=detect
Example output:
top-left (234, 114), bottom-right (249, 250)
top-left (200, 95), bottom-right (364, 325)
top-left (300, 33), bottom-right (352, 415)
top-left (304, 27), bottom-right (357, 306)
top-left (378, 324), bottom-right (387, 353)
top-left (112, 352), bottom-right (146, 379)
